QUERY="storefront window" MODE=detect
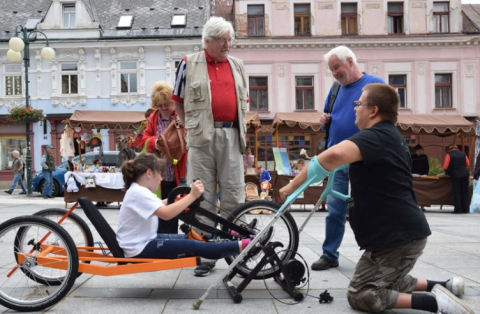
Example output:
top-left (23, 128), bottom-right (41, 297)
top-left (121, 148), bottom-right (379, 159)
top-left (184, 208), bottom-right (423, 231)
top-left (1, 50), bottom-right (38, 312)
top-left (0, 136), bottom-right (26, 171)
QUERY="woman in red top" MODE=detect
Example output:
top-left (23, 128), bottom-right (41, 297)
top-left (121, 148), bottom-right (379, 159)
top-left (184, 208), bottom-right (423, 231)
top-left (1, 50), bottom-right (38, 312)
top-left (141, 82), bottom-right (187, 233)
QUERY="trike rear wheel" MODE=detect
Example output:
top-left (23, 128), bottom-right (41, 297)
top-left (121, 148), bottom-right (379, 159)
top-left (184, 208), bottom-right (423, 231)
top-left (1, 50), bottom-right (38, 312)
top-left (0, 216), bottom-right (78, 312)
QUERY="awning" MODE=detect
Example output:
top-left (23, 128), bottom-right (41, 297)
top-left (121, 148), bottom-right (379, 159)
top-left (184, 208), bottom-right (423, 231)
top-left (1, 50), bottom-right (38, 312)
top-left (272, 112), bottom-right (324, 132)
top-left (64, 110), bottom-right (146, 130)
top-left (397, 115), bottom-right (475, 135)
top-left (246, 111), bottom-right (260, 127)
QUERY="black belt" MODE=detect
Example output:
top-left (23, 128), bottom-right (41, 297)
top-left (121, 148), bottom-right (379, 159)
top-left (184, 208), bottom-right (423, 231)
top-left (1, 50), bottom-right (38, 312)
top-left (214, 121), bottom-right (239, 128)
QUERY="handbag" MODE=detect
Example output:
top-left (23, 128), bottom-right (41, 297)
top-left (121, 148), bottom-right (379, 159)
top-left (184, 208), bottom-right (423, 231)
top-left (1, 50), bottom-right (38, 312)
top-left (158, 115), bottom-right (187, 163)
top-left (85, 175), bottom-right (96, 189)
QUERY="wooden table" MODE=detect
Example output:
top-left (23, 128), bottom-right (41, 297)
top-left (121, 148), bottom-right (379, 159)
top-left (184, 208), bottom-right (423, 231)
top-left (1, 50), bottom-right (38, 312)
top-left (64, 172), bottom-right (125, 207)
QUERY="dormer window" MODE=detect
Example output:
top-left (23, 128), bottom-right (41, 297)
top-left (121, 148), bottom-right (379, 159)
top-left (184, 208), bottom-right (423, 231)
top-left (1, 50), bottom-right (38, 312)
top-left (117, 16), bottom-right (134, 29)
top-left (171, 14), bottom-right (186, 27)
top-left (63, 5), bottom-right (75, 28)
top-left (25, 17), bottom-right (42, 30)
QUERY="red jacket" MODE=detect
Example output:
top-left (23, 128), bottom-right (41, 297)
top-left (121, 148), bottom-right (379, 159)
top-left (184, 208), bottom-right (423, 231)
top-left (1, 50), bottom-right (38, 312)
top-left (141, 109), bottom-right (187, 185)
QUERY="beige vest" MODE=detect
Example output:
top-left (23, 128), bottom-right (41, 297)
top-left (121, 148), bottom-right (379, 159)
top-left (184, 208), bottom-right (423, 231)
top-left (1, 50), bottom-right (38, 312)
top-left (184, 52), bottom-right (247, 152)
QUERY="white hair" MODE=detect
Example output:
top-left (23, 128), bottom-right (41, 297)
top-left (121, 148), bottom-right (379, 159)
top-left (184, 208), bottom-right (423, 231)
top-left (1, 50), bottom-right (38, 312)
top-left (323, 45), bottom-right (357, 64)
top-left (202, 17), bottom-right (235, 49)
top-left (12, 150), bottom-right (19, 156)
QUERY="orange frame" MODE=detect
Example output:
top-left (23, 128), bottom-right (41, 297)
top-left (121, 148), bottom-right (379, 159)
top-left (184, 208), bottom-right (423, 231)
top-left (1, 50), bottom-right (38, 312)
top-left (13, 201), bottom-right (201, 278)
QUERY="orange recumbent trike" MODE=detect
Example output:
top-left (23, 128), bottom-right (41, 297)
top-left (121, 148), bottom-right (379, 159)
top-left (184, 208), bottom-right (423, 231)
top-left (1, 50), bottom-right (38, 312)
top-left (0, 181), bottom-right (304, 312)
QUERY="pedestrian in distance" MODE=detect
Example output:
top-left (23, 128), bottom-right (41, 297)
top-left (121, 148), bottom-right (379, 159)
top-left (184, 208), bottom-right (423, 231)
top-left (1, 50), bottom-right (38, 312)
top-left (4, 150), bottom-right (27, 195)
top-left (40, 144), bottom-right (56, 199)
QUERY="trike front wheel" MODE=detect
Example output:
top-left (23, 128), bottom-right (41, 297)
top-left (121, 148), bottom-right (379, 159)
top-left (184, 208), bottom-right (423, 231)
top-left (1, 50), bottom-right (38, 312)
top-left (224, 200), bottom-right (299, 279)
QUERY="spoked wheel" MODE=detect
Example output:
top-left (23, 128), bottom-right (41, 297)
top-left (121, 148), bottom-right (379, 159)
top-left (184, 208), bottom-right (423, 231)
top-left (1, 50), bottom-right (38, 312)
top-left (28, 208), bottom-right (93, 282)
top-left (0, 216), bottom-right (78, 312)
top-left (224, 200), bottom-right (299, 279)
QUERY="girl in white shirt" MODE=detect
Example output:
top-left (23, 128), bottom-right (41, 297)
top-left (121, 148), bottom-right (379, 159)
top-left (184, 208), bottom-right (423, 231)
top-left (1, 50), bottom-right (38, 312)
top-left (116, 153), bottom-right (253, 259)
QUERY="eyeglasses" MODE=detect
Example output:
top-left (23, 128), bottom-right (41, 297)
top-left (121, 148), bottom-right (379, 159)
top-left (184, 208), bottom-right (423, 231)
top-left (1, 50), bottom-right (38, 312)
top-left (211, 37), bottom-right (234, 45)
top-left (354, 100), bottom-right (372, 108)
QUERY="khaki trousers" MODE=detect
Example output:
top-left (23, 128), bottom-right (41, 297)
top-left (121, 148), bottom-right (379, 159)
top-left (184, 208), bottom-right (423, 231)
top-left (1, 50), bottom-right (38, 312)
top-left (187, 128), bottom-right (245, 226)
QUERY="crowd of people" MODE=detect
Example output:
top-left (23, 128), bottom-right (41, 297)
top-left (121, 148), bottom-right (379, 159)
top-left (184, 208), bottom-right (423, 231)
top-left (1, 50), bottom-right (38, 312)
top-left (3, 15), bottom-right (476, 314)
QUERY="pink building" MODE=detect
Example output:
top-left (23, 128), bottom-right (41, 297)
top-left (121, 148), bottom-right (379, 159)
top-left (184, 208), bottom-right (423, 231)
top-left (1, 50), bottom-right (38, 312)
top-left (223, 0), bottom-right (480, 169)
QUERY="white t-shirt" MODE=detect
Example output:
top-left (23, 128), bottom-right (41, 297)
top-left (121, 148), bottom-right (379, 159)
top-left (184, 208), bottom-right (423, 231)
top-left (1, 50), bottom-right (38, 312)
top-left (116, 182), bottom-right (164, 257)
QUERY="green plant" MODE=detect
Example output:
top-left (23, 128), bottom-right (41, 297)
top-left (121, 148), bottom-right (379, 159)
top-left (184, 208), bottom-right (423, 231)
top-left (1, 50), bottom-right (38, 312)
top-left (6, 106), bottom-right (45, 124)
top-left (428, 157), bottom-right (444, 176)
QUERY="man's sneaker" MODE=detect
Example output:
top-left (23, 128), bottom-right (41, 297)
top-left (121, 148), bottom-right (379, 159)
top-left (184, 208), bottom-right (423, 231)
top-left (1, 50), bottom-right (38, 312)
top-left (446, 277), bottom-right (465, 297)
top-left (4, 190), bottom-right (12, 195)
top-left (311, 255), bottom-right (339, 271)
top-left (432, 284), bottom-right (474, 314)
top-left (193, 261), bottom-right (216, 277)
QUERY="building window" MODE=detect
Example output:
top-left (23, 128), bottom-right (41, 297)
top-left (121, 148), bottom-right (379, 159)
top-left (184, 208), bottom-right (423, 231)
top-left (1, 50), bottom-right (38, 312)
top-left (248, 5), bottom-right (265, 36)
top-left (294, 4), bottom-right (311, 36)
top-left (435, 74), bottom-right (452, 108)
top-left (433, 2), bottom-right (449, 33)
top-left (295, 77), bottom-right (314, 110)
top-left (63, 5), bottom-right (76, 28)
top-left (388, 2), bottom-right (403, 34)
top-left (61, 64), bottom-right (78, 95)
top-left (4, 64), bottom-right (22, 96)
top-left (341, 3), bottom-right (357, 35)
top-left (120, 62), bottom-right (138, 93)
top-left (249, 77), bottom-right (268, 111)
top-left (389, 75), bottom-right (407, 108)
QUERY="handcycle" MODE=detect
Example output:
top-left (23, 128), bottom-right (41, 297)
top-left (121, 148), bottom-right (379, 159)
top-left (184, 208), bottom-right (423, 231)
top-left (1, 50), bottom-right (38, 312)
top-left (0, 157), bottom-right (348, 312)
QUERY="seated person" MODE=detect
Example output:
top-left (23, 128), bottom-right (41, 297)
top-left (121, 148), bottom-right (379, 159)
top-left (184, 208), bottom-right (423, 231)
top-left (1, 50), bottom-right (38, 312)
top-left (256, 165), bottom-right (272, 196)
top-left (116, 153), bottom-right (271, 260)
top-left (243, 146), bottom-right (255, 174)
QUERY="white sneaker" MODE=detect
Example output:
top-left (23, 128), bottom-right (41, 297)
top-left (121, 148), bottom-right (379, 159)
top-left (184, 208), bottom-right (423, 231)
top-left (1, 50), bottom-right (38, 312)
top-left (432, 284), bottom-right (474, 314)
top-left (447, 277), bottom-right (465, 296)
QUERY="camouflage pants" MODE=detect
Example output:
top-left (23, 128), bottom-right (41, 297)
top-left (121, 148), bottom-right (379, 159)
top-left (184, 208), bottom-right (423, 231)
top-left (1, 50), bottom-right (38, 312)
top-left (347, 237), bottom-right (427, 313)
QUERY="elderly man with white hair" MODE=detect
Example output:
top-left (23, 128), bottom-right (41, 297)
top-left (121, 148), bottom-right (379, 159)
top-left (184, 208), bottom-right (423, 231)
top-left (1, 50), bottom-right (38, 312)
top-left (172, 16), bottom-right (248, 277)
top-left (4, 150), bottom-right (27, 195)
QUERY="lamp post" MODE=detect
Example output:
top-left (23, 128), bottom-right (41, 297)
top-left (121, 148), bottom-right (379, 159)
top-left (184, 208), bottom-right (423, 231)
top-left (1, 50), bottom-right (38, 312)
top-left (7, 25), bottom-right (55, 196)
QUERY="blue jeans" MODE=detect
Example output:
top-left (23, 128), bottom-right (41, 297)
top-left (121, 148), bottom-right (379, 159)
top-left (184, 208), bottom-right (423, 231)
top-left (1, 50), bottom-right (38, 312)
top-left (135, 234), bottom-right (240, 260)
top-left (9, 172), bottom-right (26, 193)
top-left (323, 167), bottom-right (349, 261)
top-left (42, 170), bottom-right (53, 196)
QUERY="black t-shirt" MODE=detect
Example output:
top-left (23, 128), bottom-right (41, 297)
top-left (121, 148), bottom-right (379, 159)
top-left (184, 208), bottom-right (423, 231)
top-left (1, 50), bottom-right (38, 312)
top-left (348, 121), bottom-right (431, 250)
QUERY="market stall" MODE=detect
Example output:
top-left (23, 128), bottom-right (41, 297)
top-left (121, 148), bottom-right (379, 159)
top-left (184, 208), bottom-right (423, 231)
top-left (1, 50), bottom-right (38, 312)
top-left (397, 114), bottom-right (475, 207)
top-left (271, 112), bottom-right (325, 206)
top-left (62, 110), bottom-right (146, 205)
top-left (271, 113), bottom-right (476, 208)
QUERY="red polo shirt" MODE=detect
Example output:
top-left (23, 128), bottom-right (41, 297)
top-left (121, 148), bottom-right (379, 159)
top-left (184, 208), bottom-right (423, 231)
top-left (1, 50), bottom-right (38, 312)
top-left (172, 51), bottom-right (238, 122)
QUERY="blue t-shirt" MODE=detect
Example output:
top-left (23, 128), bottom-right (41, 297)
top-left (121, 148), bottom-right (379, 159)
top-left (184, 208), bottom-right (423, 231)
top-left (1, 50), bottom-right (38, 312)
top-left (324, 73), bottom-right (385, 147)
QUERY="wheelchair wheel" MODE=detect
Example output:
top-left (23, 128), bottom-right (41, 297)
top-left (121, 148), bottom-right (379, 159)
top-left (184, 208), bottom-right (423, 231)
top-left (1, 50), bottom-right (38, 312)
top-left (0, 216), bottom-right (79, 312)
top-left (28, 208), bottom-right (94, 282)
top-left (224, 200), bottom-right (299, 279)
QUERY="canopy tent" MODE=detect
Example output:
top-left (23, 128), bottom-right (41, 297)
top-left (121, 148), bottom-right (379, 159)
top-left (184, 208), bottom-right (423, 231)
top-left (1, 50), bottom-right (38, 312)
top-left (63, 110), bottom-right (147, 164)
top-left (272, 112), bottom-right (324, 132)
top-left (396, 115), bottom-right (475, 135)
top-left (63, 110), bottom-right (146, 130)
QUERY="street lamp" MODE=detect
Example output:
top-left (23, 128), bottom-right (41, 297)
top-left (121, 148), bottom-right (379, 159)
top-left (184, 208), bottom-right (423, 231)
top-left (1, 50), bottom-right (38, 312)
top-left (7, 25), bottom-right (55, 196)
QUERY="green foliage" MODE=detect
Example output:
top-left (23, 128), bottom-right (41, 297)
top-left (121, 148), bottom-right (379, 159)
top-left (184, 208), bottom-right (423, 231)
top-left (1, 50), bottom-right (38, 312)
top-left (6, 106), bottom-right (44, 124)
top-left (428, 157), bottom-right (444, 176)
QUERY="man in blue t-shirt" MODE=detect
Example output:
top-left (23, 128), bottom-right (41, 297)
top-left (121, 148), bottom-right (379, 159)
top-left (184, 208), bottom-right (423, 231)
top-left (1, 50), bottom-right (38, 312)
top-left (280, 84), bottom-right (472, 314)
top-left (313, 46), bottom-right (385, 271)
